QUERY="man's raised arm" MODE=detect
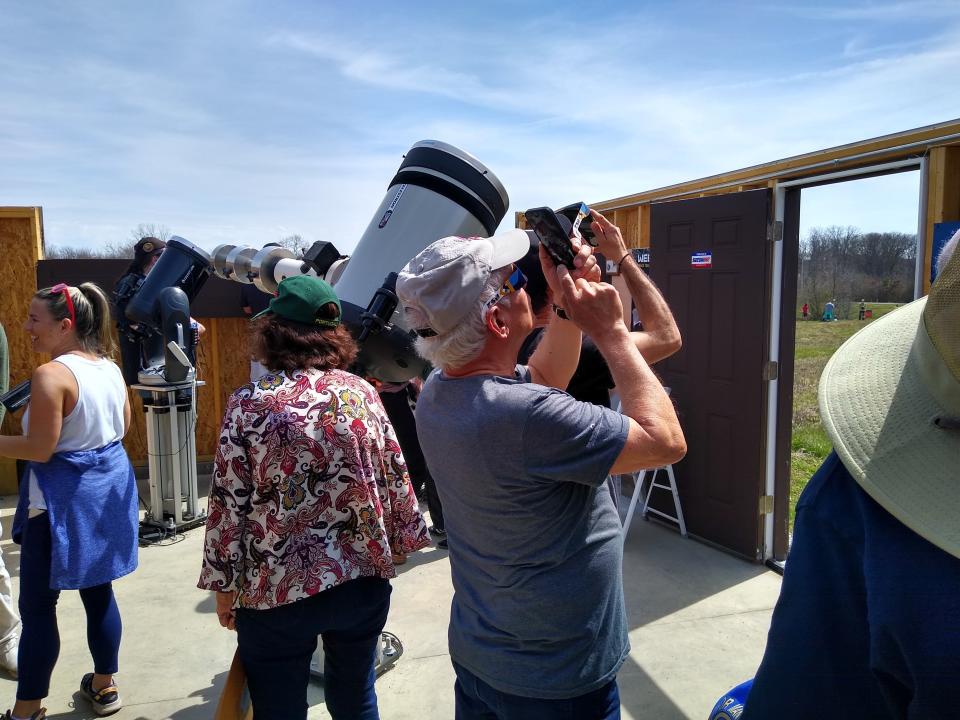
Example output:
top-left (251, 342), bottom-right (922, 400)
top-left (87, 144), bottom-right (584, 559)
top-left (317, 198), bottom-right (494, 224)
top-left (592, 210), bottom-right (681, 364)
top-left (554, 265), bottom-right (686, 474)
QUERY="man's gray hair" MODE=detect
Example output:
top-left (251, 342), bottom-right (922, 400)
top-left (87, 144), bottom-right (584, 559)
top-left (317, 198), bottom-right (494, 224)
top-left (409, 267), bottom-right (513, 371)
top-left (936, 229), bottom-right (959, 279)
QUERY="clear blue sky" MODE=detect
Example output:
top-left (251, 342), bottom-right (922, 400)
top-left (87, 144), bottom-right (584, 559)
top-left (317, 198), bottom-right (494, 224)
top-left (1, 1), bottom-right (957, 253)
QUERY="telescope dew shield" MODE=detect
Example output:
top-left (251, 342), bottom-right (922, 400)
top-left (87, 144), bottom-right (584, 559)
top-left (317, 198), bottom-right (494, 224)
top-left (251, 246), bottom-right (312, 295)
top-left (213, 241), bottom-right (345, 292)
top-left (127, 237), bottom-right (213, 326)
top-left (336, 140), bottom-right (509, 382)
top-left (212, 245), bottom-right (259, 283)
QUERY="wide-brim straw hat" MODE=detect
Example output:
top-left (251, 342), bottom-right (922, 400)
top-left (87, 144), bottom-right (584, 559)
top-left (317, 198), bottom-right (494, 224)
top-left (819, 250), bottom-right (960, 558)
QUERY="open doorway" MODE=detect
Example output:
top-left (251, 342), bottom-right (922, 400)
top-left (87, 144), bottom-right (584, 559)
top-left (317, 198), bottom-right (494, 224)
top-left (635, 163), bottom-right (925, 562)
top-left (786, 169), bottom-right (921, 539)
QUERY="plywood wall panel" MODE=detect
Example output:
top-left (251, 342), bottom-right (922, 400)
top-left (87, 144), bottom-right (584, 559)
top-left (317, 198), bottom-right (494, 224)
top-left (0, 213), bottom-right (43, 414)
top-left (211, 316), bottom-right (253, 432)
top-left (0, 210), bottom-right (43, 492)
top-left (622, 207), bottom-right (640, 248)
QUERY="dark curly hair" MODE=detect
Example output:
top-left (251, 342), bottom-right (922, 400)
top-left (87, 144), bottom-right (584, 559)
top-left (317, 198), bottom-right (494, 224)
top-left (249, 308), bottom-right (358, 375)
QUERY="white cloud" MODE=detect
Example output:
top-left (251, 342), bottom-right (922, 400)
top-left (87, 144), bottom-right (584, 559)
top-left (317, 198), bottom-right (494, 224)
top-left (1, 1), bottom-right (957, 254)
top-left (780, 1), bottom-right (960, 21)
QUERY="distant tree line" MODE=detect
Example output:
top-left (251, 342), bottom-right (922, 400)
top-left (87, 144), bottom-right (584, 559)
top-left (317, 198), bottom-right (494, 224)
top-left (45, 224), bottom-right (172, 259)
top-left (799, 226), bottom-right (915, 319)
top-left (45, 226), bottom-right (309, 260)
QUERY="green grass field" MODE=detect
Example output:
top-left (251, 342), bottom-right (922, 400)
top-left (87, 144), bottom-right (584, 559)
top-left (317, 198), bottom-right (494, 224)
top-left (788, 302), bottom-right (904, 530)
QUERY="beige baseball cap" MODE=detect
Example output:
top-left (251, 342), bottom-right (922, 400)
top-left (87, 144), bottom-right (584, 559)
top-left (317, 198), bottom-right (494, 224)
top-left (819, 249), bottom-right (960, 558)
top-left (396, 230), bottom-right (530, 337)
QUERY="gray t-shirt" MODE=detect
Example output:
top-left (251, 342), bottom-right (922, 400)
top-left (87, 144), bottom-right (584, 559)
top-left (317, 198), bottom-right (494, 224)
top-left (416, 366), bottom-right (630, 699)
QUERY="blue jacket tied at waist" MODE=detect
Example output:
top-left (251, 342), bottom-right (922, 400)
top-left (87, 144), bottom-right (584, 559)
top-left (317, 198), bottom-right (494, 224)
top-left (13, 440), bottom-right (138, 590)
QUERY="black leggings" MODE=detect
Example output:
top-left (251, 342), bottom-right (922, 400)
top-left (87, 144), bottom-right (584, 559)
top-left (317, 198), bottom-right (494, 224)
top-left (17, 514), bottom-right (122, 700)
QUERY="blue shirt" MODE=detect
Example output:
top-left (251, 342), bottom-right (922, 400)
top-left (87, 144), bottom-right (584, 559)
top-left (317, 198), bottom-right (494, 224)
top-left (415, 367), bottom-right (629, 700)
top-left (13, 441), bottom-right (138, 590)
top-left (743, 452), bottom-right (960, 719)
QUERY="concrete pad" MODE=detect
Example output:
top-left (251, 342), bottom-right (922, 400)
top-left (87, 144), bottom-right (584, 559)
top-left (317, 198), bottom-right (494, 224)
top-left (0, 490), bottom-right (782, 719)
top-left (619, 519), bottom-right (781, 718)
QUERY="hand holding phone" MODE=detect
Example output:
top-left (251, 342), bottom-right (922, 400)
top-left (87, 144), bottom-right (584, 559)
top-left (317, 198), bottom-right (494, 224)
top-left (557, 202), bottom-right (596, 246)
top-left (588, 209), bottom-right (629, 262)
top-left (524, 207), bottom-right (577, 269)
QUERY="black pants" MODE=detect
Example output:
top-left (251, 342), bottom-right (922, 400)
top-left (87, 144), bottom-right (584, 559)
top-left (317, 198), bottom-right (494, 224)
top-left (378, 388), bottom-right (444, 530)
top-left (118, 333), bottom-right (142, 386)
top-left (236, 578), bottom-right (391, 720)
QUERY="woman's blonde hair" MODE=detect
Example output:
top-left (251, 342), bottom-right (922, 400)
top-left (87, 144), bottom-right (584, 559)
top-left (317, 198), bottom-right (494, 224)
top-left (35, 282), bottom-right (117, 359)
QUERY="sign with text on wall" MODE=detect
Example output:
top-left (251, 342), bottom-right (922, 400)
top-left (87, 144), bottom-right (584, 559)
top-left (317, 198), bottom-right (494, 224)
top-left (692, 251), bottom-right (712, 268)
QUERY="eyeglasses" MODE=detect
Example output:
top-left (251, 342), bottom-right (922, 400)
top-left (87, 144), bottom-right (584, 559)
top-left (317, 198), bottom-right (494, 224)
top-left (485, 265), bottom-right (528, 310)
top-left (50, 283), bottom-right (76, 328)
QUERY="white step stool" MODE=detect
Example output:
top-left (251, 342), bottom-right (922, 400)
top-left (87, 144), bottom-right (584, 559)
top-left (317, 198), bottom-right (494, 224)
top-left (622, 464), bottom-right (687, 541)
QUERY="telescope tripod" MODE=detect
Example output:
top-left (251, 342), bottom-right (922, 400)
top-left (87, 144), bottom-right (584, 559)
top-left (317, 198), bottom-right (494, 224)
top-left (133, 381), bottom-right (206, 540)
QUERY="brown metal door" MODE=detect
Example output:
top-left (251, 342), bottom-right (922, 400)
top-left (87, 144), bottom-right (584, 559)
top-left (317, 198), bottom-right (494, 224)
top-left (650, 189), bottom-right (771, 560)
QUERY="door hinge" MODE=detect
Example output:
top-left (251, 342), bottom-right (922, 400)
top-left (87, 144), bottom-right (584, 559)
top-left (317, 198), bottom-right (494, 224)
top-left (767, 220), bottom-right (783, 243)
top-left (759, 495), bottom-right (774, 515)
top-left (763, 361), bottom-right (779, 381)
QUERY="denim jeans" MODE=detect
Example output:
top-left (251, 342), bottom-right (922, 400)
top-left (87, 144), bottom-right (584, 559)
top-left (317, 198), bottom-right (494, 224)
top-left (236, 577), bottom-right (391, 720)
top-left (453, 662), bottom-right (621, 720)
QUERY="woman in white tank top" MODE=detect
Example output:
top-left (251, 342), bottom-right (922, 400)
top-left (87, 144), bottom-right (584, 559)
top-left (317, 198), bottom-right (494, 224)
top-left (0, 283), bottom-right (137, 720)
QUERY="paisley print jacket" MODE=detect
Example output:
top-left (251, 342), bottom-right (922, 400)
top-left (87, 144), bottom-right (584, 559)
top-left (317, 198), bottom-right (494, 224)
top-left (198, 368), bottom-right (430, 609)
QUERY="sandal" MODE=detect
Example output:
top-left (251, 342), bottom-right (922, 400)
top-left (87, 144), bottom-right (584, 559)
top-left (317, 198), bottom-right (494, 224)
top-left (1, 710), bottom-right (47, 720)
top-left (80, 673), bottom-right (122, 716)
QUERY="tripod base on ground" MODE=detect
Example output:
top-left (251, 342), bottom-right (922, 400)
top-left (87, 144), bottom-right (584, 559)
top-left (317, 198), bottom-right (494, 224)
top-left (309, 631), bottom-right (404, 681)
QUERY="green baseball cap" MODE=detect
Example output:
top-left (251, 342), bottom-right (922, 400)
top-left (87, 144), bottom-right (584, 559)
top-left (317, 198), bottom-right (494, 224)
top-left (253, 275), bottom-right (341, 327)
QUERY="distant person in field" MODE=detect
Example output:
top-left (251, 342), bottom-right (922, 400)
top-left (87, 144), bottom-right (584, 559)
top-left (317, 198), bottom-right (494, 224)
top-left (801, 302), bottom-right (809, 319)
top-left (822, 299), bottom-right (835, 322)
top-left (858, 300), bottom-right (866, 321)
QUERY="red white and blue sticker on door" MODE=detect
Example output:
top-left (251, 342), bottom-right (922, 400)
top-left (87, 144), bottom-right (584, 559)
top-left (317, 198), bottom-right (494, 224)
top-left (691, 251), bottom-right (712, 268)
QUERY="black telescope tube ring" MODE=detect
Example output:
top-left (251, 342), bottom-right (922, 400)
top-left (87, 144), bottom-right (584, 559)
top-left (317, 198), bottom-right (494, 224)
top-left (391, 145), bottom-right (506, 236)
top-left (396, 146), bottom-right (506, 218)
top-left (391, 170), bottom-right (498, 237)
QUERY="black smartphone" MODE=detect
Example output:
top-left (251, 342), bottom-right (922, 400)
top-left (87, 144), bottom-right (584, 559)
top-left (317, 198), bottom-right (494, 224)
top-left (557, 202), bottom-right (596, 246)
top-left (0, 380), bottom-right (32, 412)
top-left (524, 207), bottom-right (577, 269)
